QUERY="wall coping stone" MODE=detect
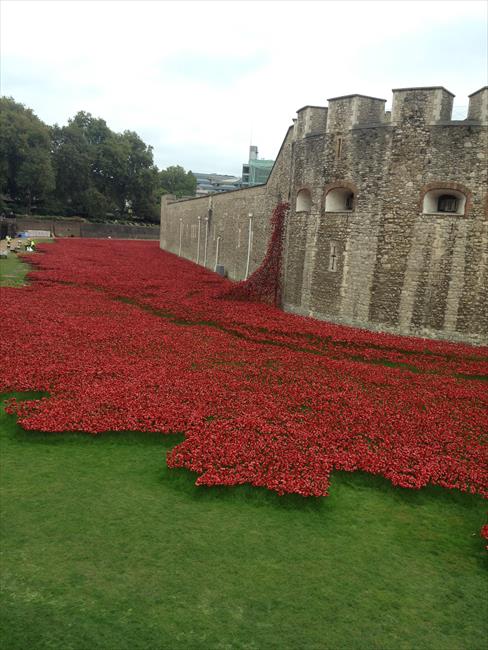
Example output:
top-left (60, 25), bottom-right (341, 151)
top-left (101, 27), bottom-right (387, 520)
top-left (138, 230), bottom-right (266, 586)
top-left (297, 105), bottom-right (327, 112)
top-left (327, 93), bottom-right (386, 102)
top-left (468, 86), bottom-right (488, 97)
top-left (392, 86), bottom-right (455, 95)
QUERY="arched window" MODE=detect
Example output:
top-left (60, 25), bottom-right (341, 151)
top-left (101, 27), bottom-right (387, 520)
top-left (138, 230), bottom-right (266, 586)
top-left (296, 188), bottom-right (312, 212)
top-left (325, 188), bottom-right (355, 212)
top-left (422, 189), bottom-right (466, 215)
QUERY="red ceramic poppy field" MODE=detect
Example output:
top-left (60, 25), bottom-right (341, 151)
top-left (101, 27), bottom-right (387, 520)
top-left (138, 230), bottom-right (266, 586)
top-left (1, 239), bottom-right (487, 507)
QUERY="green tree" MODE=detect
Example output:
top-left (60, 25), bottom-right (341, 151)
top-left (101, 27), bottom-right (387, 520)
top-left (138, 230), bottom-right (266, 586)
top-left (69, 111), bottom-right (111, 147)
top-left (53, 114), bottom-right (160, 220)
top-left (58, 112), bottom-right (119, 216)
top-left (51, 122), bottom-right (92, 213)
top-left (1, 97), bottom-right (180, 222)
top-left (0, 97), bottom-right (55, 212)
top-left (111, 130), bottom-right (160, 221)
top-left (159, 165), bottom-right (196, 199)
top-left (81, 186), bottom-right (111, 220)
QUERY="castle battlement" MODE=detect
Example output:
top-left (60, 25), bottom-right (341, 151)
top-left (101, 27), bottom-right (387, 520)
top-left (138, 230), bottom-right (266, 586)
top-left (390, 86), bottom-right (454, 124)
top-left (468, 86), bottom-right (488, 122)
top-left (326, 94), bottom-right (386, 132)
top-left (292, 87), bottom-right (488, 141)
top-left (294, 106), bottom-right (328, 139)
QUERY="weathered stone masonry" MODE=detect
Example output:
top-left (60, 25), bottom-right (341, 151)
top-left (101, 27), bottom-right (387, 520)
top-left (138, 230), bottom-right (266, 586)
top-left (160, 86), bottom-right (488, 344)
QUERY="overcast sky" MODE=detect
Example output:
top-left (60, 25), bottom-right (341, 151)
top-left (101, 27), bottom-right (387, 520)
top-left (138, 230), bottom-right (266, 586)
top-left (1, 0), bottom-right (486, 176)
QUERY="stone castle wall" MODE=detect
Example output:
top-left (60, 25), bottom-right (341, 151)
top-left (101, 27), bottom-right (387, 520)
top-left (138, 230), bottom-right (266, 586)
top-left (160, 127), bottom-right (294, 278)
top-left (160, 86), bottom-right (488, 344)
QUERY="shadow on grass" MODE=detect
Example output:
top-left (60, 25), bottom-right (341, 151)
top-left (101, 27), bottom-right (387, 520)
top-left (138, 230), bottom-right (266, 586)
top-left (1, 391), bottom-right (485, 518)
top-left (1, 391), bottom-right (184, 448)
top-left (0, 392), bottom-right (328, 513)
top-left (333, 469), bottom-right (485, 512)
top-left (160, 466), bottom-right (329, 512)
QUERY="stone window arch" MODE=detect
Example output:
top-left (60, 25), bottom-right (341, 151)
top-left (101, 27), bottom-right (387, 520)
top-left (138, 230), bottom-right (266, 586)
top-left (420, 183), bottom-right (470, 216)
top-left (296, 188), bottom-right (312, 213)
top-left (324, 184), bottom-right (356, 212)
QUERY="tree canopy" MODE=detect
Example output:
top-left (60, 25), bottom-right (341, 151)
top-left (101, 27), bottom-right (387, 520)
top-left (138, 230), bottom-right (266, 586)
top-left (159, 165), bottom-right (197, 199)
top-left (0, 97), bottom-right (197, 222)
top-left (0, 97), bottom-right (55, 212)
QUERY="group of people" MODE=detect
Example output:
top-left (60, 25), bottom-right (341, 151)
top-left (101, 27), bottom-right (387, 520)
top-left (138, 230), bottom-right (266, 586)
top-left (5, 235), bottom-right (36, 252)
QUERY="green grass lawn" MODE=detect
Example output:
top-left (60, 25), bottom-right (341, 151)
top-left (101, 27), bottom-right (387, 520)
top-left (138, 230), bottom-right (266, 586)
top-left (0, 239), bottom-right (53, 287)
top-left (0, 252), bottom-right (29, 287)
top-left (1, 392), bottom-right (486, 650)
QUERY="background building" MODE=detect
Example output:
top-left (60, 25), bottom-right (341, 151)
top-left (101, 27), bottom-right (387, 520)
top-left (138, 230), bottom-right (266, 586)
top-left (194, 173), bottom-right (242, 196)
top-left (241, 146), bottom-right (274, 187)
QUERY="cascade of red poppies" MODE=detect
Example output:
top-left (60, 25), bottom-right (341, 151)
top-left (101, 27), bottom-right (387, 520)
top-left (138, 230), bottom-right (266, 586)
top-left (0, 238), bottom-right (487, 548)
top-left (219, 202), bottom-right (289, 306)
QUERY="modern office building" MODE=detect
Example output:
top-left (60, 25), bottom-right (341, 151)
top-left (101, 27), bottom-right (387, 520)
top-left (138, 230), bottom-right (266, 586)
top-left (241, 146), bottom-right (274, 187)
top-left (194, 173), bottom-right (241, 196)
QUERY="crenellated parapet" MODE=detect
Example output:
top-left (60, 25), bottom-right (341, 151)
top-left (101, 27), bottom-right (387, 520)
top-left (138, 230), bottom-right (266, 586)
top-left (391, 86), bottom-right (454, 124)
top-left (294, 106), bottom-right (328, 139)
top-left (467, 86), bottom-right (488, 124)
top-left (326, 94), bottom-right (387, 132)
